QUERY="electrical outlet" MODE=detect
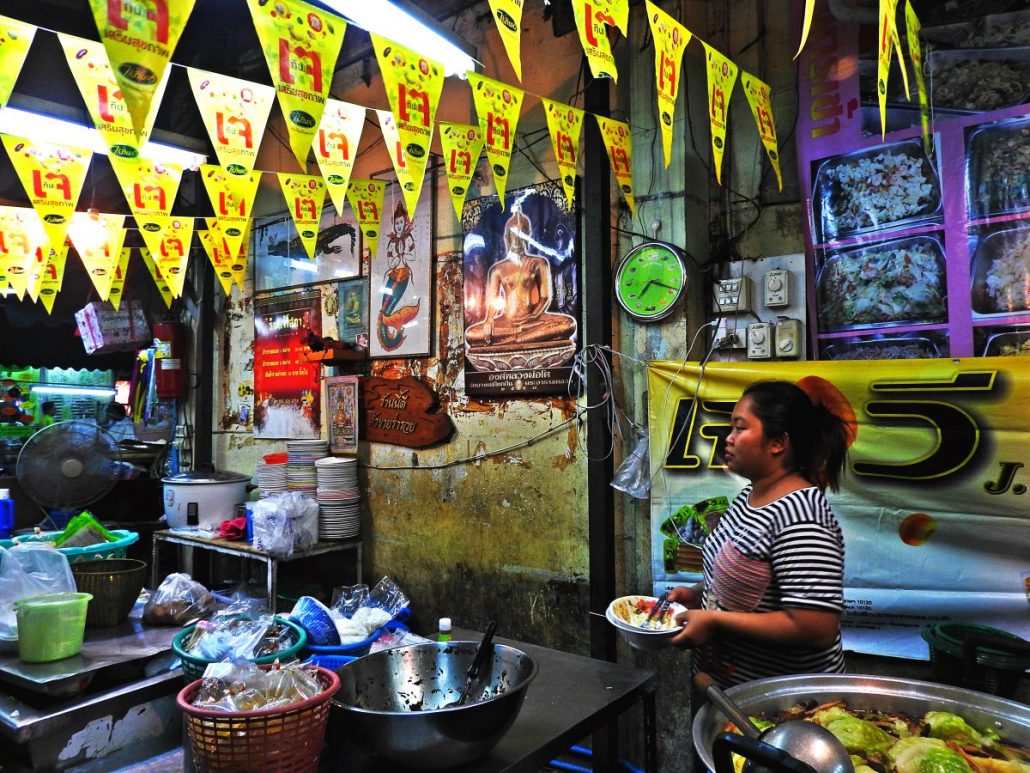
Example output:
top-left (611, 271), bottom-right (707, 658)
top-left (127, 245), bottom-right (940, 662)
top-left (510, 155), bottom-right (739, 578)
top-left (775, 318), bottom-right (803, 359)
top-left (714, 277), bottom-right (752, 313)
top-left (747, 322), bottom-right (773, 359)
top-left (764, 269), bottom-right (790, 308)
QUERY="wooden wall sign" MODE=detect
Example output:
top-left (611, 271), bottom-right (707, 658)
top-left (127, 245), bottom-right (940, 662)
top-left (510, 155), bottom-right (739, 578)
top-left (361, 376), bottom-right (454, 448)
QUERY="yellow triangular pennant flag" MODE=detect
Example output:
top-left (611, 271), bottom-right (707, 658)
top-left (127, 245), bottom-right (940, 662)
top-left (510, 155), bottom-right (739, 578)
top-left (106, 246), bottom-right (132, 310)
top-left (0, 206), bottom-right (46, 300)
top-left (904, 1), bottom-right (931, 157)
top-left (740, 71), bottom-right (783, 192)
top-left (541, 99), bottom-right (584, 211)
top-left (572, 0), bottom-right (628, 81)
top-left (233, 219), bottom-right (252, 290)
top-left (595, 115), bottom-right (636, 217)
top-left (38, 244), bottom-right (69, 314)
top-left (487, 0), bottom-right (524, 81)
top-left (246, 0), bottom-right (346, 169)
top-left (1, 136), bottom-right (91, 250)
top-left (110, 155), bottom-right (183, 233)
top-left (315, 99), bottom-right (365, 217)
top-left (278, 173), bottom-right (326, 260)
top-left (25, 243), bottom-right (52, 303)
top-left (438, 123), bottom-right (484, 221)
top-left (370, 34), bottom-right (445, 218)
top-left (87, 0), bottom-right (196, 140)
top-left (68, 212), bottom-right (126, 300)
top-left (138, 245), bottom-right (174, 309)
top-left (702, 42), bottom-right (739, 186)
top-left (188, 67), bottom-right (274, 191)
top-left (199, 226), bottom-right (235, 295)
top-left (646, 1), bottom-right (690, 168)
top-left (794, 0), bottom-right (815, 59)
top-left (58, 32), bottom-right (169, 159)
top-left (467, 72), bottom-right (524, 211)
top-left (0, 16), bottom-right (36, 111)
top-left (346, 179), bottom-right (386, 258)
top-left (200, 164), bottom-right (261, 262)
top-left (154, 217), bottom-right (195, 298)
top-left (877, 0), bottom-right (907, 139)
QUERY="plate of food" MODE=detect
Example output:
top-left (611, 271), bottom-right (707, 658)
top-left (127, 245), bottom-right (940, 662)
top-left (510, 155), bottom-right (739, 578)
top-left (606, 594), bottom-right (688, 650)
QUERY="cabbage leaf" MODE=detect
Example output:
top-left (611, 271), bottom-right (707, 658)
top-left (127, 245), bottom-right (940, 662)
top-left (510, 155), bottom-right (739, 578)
top-left (888, 737), bottom-right (973, 773)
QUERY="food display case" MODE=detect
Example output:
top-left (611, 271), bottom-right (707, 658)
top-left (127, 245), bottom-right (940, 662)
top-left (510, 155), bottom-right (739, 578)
top-left (820, 333), bottom-right (946, 361)
top-left (978, 326), bottom-right (1030, 357)
top-left (966, 115), bottom-right (1030, 220)
top-left (969, 222), bottom-right (1030, 315)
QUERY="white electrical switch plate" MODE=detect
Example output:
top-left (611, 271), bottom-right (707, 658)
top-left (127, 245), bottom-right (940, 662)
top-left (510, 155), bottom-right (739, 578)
top-left (764, 269), bottom-right (790, 308)
top-left (775, 318), bottom-right (802, 359)
top-left (747, 322), bottom-right (772, 359)
top-left (714, 277), bottom-right (751, 313)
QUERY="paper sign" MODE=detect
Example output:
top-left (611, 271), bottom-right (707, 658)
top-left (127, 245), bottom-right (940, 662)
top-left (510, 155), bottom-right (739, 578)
top-left (488, 0), bottom-right (524, 81)
top-left (0, 16), bottom-right (35, 111)
top-left (702, 42), bottom-right (739, 185)
top-left (741, 70), bottom-right (783, 191)
top-left (37, 244), bottom-right (69, 314)
top-left (246, 0), bottom-right (345, 169)
top-left (199, 226), bottom-right (235, 295)
top-left (153, 217), bottom-right (194, 297)
top-left (904, 0), bottom-right (931, 156)
top-left (139, 244), bottom-right (173, 309)
top-left (346, 178), bottom-right (386, 258)
top-left (572, 0), bottom-right (628, 81)
top-left (595, 115), bottom-right (636, 216)
top-left (110, 155), bottom-right (183, 253)
top-left (199, 164), bottom-right (261, 263)
top-left (541, 99), bottom-right (584, 210)
top-left (315, 99), bottom-right (365, 217)
top-left (794, 0), bottom-right (815, 59)
top-left (106, 247), bottom-right (132, 310)
top-left (278, 173), bottom-right (327, 260)
top-left (371, 34), bottom-right (445, 218)
top-left (877, 0), bottom-right (903, 139)
top-left (438, 122), bottom-right (485, 220)
top-left (24, 245), bottom-right (49, 303)
top-left (88, 0), bottom-right (195, 140)
top-left (0, 206), bottom-right (46, 299)
top-left (646, 1), bottom-right (690, 168)
top-left (2, 135), bottom-right (91, 251)
top-left (68, 212), bottom-right (126, 300)
top-left (468, 72), bottom-right (524, 210)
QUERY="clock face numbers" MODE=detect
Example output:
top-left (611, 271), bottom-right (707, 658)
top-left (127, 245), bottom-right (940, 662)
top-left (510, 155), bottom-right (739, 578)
top-left (615, 243), bottom-right (687, 322)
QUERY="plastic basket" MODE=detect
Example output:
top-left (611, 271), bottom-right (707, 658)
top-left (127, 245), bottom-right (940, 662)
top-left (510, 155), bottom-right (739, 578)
top-left (0, 530), bottom-right (139, 562)
top-left (303, 654), bottom-right (356, 671)
top-left (173, 617), bottom-right (307, 682)
top-left (921, 623), bottom-right (1030, 699)
top-left (14, 592), bottom-right (92, 663)
top-left (178, 664), bottom-right (339, 772)
top-left (301, 614), bottom-right (410, 660)
top-left (71, 558), bottom-right (147, 627)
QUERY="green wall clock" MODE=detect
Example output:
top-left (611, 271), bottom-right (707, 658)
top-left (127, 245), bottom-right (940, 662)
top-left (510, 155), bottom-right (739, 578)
top-left (614, 242), bottom-right (687, 322)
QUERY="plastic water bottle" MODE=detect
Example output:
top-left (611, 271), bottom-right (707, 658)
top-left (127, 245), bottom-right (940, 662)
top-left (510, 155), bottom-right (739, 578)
top-left (0, 489), bottom-right (14, 540)
top-left (438, 617), bottom-right (452, 643)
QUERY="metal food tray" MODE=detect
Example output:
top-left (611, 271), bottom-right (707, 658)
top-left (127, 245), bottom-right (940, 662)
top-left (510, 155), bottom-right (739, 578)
top-left (970, 223), bottom-right (1030, 314)
top-left (823, 336), bottom-right (941, 360)
top-left (925, 47), bottom-right (1030, 114)
top-left (922, 10), bottom-right (1030, 50)
top-left (966, 115), bottom-right (1030, 219)
top-left (816, 234), bottom-right (948, 332)
top-left (982, 328), bottom-right (1030, 356)
top-left (812, 139), bottom-right (943, 244)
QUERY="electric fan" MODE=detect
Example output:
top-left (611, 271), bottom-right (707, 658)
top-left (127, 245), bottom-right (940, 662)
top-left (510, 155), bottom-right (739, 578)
top-left (15, 420), bottom-right (121, 530)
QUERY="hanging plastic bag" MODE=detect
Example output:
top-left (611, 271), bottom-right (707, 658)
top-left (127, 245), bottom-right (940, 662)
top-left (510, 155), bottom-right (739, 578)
top-left (611, 430), bottom-right (651, 499)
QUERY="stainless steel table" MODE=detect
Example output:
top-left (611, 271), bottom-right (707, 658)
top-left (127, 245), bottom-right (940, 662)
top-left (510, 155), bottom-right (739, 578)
top-left (151, 530), bottom-right (361, 610)
top-left (327, 626), bottom-right (658, 772)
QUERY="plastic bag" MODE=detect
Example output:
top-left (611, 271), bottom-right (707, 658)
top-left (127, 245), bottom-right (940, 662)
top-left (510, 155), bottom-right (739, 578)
top-left (143, 572), bottom-right (215, 625)
top-left (328, 577), bottom-right (408, 643)
top-left (611, 431), bottom-right (651, 499)
top-left (251, 493), bottom-right (319, 558)
top-left (330, 583), bottom-right (369, 617)
top-left (183, 615), bottom-right (281, 661)
top-left (0, 543), bottom-right (76, 640)
top-left (193, 659), bottom-right (324, 712)
top-left (54, 511), bottom-right (117, 548)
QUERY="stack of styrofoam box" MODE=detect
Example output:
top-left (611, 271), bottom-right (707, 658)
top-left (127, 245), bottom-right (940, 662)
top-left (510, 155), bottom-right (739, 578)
top-left (74, 301), bottom-right (151, 355)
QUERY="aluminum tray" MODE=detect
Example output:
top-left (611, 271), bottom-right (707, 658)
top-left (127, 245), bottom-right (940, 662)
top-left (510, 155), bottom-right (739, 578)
top-left (966, 115), bottom-right (1030, 219)
top-left (922, 9), bottom-right (1030, 49)
top-left (812, 139), bottom-right (943, 244)
top-left (823, 335), bottom-right (941, 360)
top-left (970, 223), bottom-right (1030, 314)
top-left (816, 234), bottom-right (948, 332)
top-left (982, 328), bottom-right (1030, 356)
top-left (926, 47), bottom-right (1030, 113)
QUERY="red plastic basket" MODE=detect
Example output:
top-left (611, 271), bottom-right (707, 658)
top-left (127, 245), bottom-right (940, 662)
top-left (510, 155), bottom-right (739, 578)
top-left (177, 665), bottom-right (340, 772)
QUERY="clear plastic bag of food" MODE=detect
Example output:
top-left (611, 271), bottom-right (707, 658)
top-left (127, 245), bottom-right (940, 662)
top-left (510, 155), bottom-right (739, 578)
top-left (184, 616), bottom-right (273, 661)
top-left (330, 583), bottom-right (369, 617)
top-left (251, 493), bottom-right (319, 558)
top-left (192, 660), bottom-right (324, 712)
top-left (143, 572), bottom-right (214, 625)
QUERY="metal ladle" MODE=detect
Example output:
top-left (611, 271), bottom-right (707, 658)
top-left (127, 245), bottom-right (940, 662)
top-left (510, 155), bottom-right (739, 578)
top-left (696, 672), bottom-right (854, 773)
top-left (447, 620), bottom-right (498, 708)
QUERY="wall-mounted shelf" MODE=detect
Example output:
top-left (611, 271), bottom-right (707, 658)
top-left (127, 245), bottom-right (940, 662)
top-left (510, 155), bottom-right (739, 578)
top-left (300, 349), bottom-right (368, 365)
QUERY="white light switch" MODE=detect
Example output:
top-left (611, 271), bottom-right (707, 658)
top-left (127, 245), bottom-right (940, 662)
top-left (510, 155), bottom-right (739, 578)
top-left (714, 277), bottom-right (751, 313)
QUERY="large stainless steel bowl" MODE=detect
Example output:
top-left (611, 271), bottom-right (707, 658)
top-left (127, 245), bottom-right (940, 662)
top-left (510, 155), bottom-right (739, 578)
top-left (693, 674), bottom-right (1030, 772)
top-left (332, 641), bottom-right (538, 769)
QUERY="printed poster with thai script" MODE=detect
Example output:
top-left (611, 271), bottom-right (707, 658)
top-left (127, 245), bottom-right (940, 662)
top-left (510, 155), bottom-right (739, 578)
top-left (468, 73), bottom-right (524, 211)
top-left (315, 99), bottom-right (366, 217)
top-left (541, 99), bottom-right (584, 211)
top-left (439, 122), bottom-right (485, 221)
top-left (645, 1), bottom-right (690, 168)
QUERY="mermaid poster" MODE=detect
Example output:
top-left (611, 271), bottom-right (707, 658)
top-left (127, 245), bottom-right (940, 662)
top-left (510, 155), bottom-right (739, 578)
top-left (370, 185), bottom-right (433, 358)
top-left (462, 181), bottom-right (580, 397)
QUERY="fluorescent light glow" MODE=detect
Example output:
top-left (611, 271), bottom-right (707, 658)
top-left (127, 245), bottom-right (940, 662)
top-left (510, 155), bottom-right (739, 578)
top-left (323, 0), bottom-right (479, 77)
top-left (30, 385), bottom-right (116, 397)
top-left (289, 259), bottom-right (319, 273)
top-left (0, 107), bottom-right (207, 169)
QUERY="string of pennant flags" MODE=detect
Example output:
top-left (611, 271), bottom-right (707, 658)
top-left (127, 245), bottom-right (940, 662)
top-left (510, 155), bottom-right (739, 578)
top-left (0, 0), bottom-right (912, 315)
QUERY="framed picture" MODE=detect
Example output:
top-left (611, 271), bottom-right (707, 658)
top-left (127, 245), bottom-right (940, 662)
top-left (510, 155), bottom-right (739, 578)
top-left (325, 375), bottom-right (359, 454)
top-left (253, 208), bottom-right (362, 292)
top-left (337, 277), bottom-right (369, 348)
top-left (369, 179), bottom-right (434, 358)
top-left (461, 180), bottom-right (580, 396)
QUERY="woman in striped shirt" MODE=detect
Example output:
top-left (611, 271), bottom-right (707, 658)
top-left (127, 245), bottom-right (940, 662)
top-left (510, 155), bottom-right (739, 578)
top-left (667, 380), bottom-right (852, 687)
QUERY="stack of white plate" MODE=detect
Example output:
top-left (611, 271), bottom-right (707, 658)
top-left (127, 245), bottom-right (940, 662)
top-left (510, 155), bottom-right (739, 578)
top-left (314, 456), bottom-right (360, 540)
top-left (255, 461), bottom-right (287, 497)
top-left (286, 439), bottom-right (328, 498)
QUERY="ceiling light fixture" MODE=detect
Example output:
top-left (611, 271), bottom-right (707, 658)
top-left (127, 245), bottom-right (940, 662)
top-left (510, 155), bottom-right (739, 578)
top-left (320, 0), bottom-right (480, 78)
top-left (30, 384), bottom-right (117, 398)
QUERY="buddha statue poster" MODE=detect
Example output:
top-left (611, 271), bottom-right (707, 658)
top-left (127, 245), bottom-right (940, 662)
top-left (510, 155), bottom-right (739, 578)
top-left (462, 181), bottom-right (580, 396)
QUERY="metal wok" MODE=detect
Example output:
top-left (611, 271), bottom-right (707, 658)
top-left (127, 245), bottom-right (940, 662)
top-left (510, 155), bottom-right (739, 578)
top-left (692, 673), bottom-right (1030, 772)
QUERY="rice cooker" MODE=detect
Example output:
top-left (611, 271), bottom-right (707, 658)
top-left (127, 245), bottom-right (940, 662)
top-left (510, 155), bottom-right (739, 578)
top-left (162, 471), bottom-right (253, 528)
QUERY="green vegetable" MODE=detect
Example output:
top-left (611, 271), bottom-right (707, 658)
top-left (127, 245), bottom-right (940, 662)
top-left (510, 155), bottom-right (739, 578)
top-left (826, 716), bottom-right (896, 754)
top-left (889, 737), bottom-right (973, 773)
top-left (812, 706), bottom-right (853, 726)
top-left (925, 711), bottom-right (997, 748)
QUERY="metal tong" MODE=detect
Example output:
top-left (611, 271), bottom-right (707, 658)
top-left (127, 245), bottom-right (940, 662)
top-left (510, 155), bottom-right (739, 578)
top-left (642, 591), bottom-right (671, 629)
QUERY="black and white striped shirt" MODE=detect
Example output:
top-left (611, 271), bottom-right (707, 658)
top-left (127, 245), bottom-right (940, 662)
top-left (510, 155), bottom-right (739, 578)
top-left (697, 485), bottom-right (845, 687)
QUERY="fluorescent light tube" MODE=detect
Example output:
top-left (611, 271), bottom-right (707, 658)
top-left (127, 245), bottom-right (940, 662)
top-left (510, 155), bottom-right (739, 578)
top-left (289, 259), bottom-right (319, 273)
top-left (30, 385), bottom-right (116, 397)
top-left (322, 0), bottom-right (479, 77)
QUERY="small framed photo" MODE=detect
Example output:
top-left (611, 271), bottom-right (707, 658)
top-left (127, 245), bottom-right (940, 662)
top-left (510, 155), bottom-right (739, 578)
top-left (325, 375), bottom-right (359, 454)
top-left (337, 277), bottom-right (369, 345)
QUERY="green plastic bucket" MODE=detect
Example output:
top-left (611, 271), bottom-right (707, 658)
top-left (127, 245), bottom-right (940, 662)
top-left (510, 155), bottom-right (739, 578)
top-left (921, 623), bottom-right (1030, 699)
top-left (14, 592), bottom-right (92, 663)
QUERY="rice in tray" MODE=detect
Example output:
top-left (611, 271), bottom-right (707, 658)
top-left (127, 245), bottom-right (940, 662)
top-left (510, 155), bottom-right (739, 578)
top-left (823, 152), bottom-right (935, 235)
top-left (820, 242), bottom-right (946, 328)
top-left (984, 232), bottom-right (1030, 312)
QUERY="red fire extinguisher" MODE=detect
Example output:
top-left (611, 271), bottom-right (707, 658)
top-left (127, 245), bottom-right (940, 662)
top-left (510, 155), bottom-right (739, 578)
top-left (153, 321), bottom-right (185, 398)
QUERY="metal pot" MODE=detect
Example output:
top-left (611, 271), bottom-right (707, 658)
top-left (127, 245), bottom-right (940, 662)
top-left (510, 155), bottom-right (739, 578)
top-left (693, 674), bottom-right (1030, 772)
top-left (162, 470), bottom-right (252, 528)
